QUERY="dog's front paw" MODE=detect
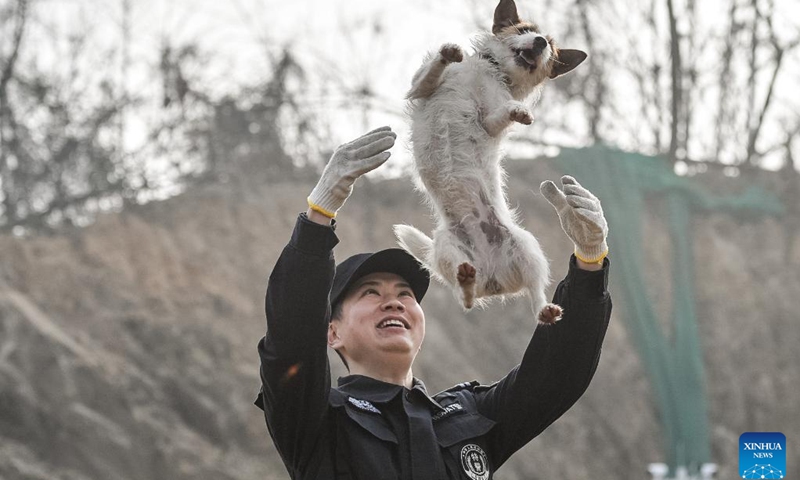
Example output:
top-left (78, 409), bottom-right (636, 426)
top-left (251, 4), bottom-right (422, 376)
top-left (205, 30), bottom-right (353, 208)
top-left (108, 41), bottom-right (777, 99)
top-left (508, 102), bottom-right (533, 125)
top-left (439, 43), bottom-right (464, 64)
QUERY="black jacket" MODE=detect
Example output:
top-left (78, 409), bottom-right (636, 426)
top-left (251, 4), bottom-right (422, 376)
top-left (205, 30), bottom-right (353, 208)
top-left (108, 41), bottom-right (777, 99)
top-left (256, 214), bottom-right (612, 480)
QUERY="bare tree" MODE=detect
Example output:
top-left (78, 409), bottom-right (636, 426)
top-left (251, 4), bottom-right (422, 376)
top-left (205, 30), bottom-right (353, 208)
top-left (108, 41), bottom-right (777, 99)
top-left (0, 0), bottom-right (327, 232)
top-left (666, 0), bottom-right (684, 162)
top-left (0, 0), bottom-right (140, 231)
top-left (0, 0), bottom-right (29, 226)
top-left (531, 0), bottom-right (797, 175)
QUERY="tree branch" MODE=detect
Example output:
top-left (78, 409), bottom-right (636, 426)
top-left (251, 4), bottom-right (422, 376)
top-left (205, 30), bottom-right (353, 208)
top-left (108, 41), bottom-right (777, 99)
top-left (745, 47), bottom-right (783, 165)
top-left (714, 0), bottom-right (739, 160)
top-left (646, 0), bottom-right (665, 151)
top-left (666, 0), bottom-right (683, 162)
top-left (576, 0), bottom-right (605, 143)
top-left (0, 0), bottom-right (28, 95)
top-left (0, 1), bottom-right (29, 226)
top-left (744, 1), bottom-right (794, 166)
top-left (744, 0), bottom-right (761, 154)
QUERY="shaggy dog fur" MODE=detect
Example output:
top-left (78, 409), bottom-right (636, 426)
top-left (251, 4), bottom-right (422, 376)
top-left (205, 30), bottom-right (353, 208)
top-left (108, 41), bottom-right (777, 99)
top-left (394, 0), bottom-right (586, 323)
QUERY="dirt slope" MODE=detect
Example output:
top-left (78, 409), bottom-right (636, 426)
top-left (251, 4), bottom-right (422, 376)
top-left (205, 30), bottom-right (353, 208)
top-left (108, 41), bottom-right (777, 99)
top-left (1, 159), bottom-right (797, 480)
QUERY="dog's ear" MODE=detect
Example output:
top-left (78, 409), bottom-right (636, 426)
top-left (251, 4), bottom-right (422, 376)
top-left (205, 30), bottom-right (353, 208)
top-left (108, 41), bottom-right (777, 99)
top-left (493, 0), bottom-right (521, 35)
top-left (549, 49), bottom-right (588, 78)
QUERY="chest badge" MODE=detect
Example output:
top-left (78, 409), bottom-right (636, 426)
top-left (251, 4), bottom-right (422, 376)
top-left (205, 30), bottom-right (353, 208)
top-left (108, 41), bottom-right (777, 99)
top-left (460, 444), bottom-right (489, 480)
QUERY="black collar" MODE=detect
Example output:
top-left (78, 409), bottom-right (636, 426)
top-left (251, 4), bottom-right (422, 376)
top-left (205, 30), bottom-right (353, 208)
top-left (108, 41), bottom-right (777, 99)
top-left (336, 375), bottom-right (444, 411)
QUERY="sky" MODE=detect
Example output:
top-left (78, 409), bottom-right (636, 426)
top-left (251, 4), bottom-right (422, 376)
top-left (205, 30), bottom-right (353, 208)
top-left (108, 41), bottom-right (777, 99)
top-left (27, 0), bottom-right (480, 175)
top-left (15, 0), bottom-right (800, 177)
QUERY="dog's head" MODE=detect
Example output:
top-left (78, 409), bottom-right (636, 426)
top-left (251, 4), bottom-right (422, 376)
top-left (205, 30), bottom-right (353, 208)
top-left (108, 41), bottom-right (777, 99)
top-left (488, 0), bottom-right (586, 86)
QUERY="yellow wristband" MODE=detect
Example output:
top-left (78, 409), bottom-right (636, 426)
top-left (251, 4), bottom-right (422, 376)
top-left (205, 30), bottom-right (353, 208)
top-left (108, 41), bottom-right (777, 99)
top-left (574, 248), bottom-right (608, 265)
top-left (307, 198), bottom-right (337, 219)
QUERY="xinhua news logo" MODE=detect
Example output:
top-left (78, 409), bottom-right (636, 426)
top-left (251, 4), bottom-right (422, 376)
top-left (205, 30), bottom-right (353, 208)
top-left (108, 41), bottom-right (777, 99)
top-left (739, 432), bottom-right (786, 479)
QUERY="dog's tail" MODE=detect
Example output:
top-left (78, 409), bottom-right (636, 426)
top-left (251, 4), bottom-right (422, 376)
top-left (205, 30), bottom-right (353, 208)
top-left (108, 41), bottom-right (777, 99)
top-left (393, 224), bottom-right (433, 265)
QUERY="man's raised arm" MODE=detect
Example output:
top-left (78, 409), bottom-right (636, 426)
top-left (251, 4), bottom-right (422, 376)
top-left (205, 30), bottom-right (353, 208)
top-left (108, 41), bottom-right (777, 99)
top-left (256, 126), bottom-right (396, 473)
top-left (472, 175), bottom-right (613, 466)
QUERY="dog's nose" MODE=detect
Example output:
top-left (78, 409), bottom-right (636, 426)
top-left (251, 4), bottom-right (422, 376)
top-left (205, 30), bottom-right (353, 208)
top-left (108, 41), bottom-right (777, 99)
top-left (533, 36), bottom-right (547, 50)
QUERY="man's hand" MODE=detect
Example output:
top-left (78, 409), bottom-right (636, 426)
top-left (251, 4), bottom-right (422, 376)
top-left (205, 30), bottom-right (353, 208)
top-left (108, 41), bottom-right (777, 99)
top-left (540, 175), bottom-right (608, 267)
top-left (307, 126), bottom-right (396, 222)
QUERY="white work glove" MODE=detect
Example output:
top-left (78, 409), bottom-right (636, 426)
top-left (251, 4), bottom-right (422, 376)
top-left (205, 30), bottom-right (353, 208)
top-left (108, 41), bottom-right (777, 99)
top-left (540, 175), bottom-right (609, 264)
top-left (307, 126), bottom-right (396, 218)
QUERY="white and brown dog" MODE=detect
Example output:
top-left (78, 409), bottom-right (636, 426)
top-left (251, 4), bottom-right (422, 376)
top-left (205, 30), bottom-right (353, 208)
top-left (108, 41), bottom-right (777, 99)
top-left (394, 0), bottom-right (586, 323)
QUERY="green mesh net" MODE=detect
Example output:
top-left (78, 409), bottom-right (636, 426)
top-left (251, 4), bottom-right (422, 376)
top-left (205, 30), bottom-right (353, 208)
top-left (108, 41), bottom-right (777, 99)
top-left (552, 146), bottom-right (784, 475)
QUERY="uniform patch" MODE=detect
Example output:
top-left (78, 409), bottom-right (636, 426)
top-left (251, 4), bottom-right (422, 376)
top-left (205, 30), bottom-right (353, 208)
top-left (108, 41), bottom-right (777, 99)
top-left (347, 397), bottom-right (380, 414)
top-left (432, 402), bottom-right (464, 421)
top-left (460, 444), bottom-right (489, 480)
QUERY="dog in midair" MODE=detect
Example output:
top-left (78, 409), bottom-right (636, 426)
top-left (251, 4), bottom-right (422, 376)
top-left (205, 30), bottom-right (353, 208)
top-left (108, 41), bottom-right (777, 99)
top-left (394, 0), bottom-right (587, 322)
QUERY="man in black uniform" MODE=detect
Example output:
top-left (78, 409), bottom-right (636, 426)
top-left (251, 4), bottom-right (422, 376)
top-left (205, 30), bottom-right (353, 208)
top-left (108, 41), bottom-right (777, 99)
top-left (255, 126), bottom-right (612, 479)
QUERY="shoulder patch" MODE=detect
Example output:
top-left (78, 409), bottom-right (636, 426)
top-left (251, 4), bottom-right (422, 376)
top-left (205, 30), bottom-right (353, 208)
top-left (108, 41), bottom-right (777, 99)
top-left (432, 402), bottom-right (464, 421)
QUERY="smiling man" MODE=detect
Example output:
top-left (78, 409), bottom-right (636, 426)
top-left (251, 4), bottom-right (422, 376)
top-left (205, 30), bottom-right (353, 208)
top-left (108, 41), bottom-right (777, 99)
top-left (255, 126), bottom-right (613, 480)
top-left (327, 258), bottom-right (429, 388)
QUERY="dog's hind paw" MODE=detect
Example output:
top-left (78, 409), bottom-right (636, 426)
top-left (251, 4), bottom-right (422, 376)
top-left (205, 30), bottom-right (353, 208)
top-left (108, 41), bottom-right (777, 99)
top-left (439, 43), bottom-right (464, 64)
top-left (457, 262), bottom-right (476, 309)
top-left (457, 262), bottom-right (476, 287)
top-left (537, 303), bottom-right (563, 324)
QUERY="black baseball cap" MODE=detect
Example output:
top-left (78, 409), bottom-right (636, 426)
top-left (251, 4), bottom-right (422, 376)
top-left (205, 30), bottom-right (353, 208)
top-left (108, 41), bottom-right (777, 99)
top-left (331, 249), bottom-right (430, 310)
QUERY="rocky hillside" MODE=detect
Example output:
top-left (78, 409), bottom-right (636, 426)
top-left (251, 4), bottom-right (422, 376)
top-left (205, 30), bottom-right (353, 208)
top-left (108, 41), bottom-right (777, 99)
top-left (0, 158), bottom-right (797, 480)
